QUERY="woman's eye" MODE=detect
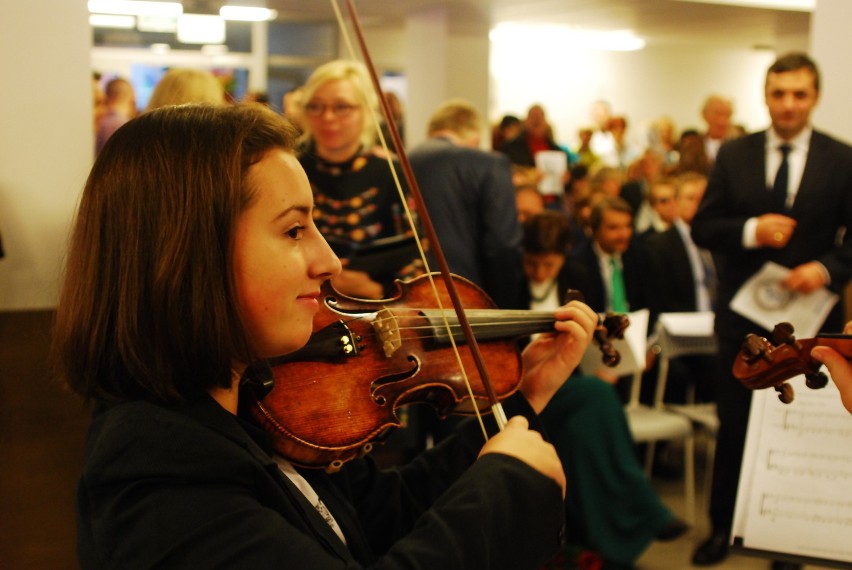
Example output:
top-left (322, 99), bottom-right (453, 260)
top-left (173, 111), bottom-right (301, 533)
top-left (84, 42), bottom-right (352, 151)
top-left (285, 225), bottom-right (305, 240)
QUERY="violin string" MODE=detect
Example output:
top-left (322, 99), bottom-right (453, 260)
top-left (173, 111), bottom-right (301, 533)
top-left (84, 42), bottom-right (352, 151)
top-left (333, 0), bottom-right (492, 439)
top-left (341, 313), bottom-right (559, 343)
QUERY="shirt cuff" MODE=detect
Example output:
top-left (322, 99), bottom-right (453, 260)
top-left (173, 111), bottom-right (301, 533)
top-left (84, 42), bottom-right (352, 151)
top-left (743, 217), bottom-right (759, 249)
top-left (816, 261), bottom-right (832, 287)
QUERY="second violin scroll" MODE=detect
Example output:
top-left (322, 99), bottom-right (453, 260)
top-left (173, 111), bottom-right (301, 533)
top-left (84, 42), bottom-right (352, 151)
top-left (732, 321), bottom-right (850, 403)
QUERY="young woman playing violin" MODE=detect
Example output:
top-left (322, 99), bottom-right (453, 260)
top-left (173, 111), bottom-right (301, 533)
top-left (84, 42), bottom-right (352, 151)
top-left (53, 104), bottom-right (600, 569)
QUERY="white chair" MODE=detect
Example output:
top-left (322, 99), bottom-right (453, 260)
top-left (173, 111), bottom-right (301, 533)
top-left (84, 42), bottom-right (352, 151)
top-left (624, 368), bottom-right (696, 523)
top-left (652, 313), bottom-right (719, 508)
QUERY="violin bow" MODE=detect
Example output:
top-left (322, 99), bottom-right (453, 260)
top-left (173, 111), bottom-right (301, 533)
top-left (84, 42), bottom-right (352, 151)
top-left (331, 0), bottom-right (509, 432)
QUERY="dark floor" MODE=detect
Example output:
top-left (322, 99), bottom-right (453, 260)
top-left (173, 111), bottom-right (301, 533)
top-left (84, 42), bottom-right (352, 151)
top-left (0, 310), bottom-right (89, 570)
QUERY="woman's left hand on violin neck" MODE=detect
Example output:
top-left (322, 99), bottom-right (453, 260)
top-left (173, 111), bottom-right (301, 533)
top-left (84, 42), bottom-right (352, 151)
top-left (519, 300), bottom-right (598, 413)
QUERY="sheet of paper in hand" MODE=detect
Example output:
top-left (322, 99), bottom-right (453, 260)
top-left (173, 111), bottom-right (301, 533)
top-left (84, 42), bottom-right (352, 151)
top-left (729, 261), bottom-right (838, 338)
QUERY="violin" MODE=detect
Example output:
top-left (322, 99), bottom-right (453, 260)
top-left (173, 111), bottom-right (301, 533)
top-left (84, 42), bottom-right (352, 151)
top-left (245, 273), bottom-right (628, 472)
top-left (246, 0), bottom-right (628, 473)
top-left (732, 321), bottom-right (850, 404)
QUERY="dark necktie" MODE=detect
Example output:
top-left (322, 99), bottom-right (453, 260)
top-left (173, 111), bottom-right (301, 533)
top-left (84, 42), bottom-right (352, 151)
top-left (770, 143), bottom-right (792, 212)
top-left (609, 256), bottom-right (628, 313)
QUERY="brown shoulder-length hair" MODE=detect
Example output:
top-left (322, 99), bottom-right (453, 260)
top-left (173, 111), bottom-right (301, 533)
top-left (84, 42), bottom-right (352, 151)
top-left (53, 104), bottom-right (299, 404)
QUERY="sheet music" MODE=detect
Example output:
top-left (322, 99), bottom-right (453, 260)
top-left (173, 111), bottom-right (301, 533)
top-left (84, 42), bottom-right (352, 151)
top-left (733, 371), bottom-right (852, 564)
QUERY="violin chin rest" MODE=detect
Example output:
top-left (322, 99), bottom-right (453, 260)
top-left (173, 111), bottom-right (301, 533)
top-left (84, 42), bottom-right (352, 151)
top-left (241, 361), bottom-right (275, 400)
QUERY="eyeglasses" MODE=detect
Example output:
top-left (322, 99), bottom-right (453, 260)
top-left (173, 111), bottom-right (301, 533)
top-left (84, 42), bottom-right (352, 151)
top-left (304, 101), bottom-right (360, 118)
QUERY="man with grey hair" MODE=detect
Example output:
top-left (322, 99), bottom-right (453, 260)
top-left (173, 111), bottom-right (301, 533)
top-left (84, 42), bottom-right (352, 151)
top-left (701, 94), bottom-right (734, 165)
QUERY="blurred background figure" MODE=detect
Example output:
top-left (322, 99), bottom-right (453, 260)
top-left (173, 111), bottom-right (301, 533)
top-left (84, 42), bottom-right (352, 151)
top-left (673, 129), bottom-right (711, 176)
top-left (501, 103), bottom-right (564, 167)
top-left (95, 77), bottom-right (136, 155)
top-left (574, 126), bottom-right (599, 169)
top-left (491, 113), bottom-right (521, 152)
top-left (589, 99), bottom-right (615, 161)
top-left (602, 115), bottom-right (641, 172)
top-left (648, 115), bottom-right (680, 171)
top-left (91, 71), bottom-right (107, 135)
top-left (409, 98), bottom-right (525, 310)
top-left (379, 90), bottom-right (406, 147)
top-left (146, 68), bottom-right (226, 110)
top-left (515, 185), bottom-right (545, 224)
top-left (636, 177), bottom-right (679, 239)
top-left (282, 87), bottom-right (305, 135)
top-left (700, 94), bottom-right (734, 165)
top-left (297, 59), bottom-right (422, 301)
top-left (242, 90), bottom-right (270, 107)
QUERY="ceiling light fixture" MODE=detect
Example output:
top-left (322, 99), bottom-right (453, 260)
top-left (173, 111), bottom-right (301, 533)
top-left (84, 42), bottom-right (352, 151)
top-left (219, 5), bottom-right (277, 21)
top-left (672, 0), bottom-right (814, 11)
top-left (89, 14), bottom-right (137, 28)
top-left (87, 0), bottom-right (183, 17)
top-left (177, 13), bottom-right (226, 44)
top-left (490, 24), bottom-right (646, 52)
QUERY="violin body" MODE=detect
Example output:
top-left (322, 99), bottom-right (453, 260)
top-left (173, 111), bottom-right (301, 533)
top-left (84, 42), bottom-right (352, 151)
top-left (246, 273), bottom-right (525, 471)
top-left (733, 322), bottom-right (850, 403)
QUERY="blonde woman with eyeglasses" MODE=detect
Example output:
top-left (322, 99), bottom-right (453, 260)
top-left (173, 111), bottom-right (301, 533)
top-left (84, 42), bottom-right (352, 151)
top-left (298, 60), bottom-right (422, 301)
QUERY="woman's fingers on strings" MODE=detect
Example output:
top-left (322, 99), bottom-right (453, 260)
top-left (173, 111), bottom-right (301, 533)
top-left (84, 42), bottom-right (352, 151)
top-left (554, 302), bottom-right (597, 336)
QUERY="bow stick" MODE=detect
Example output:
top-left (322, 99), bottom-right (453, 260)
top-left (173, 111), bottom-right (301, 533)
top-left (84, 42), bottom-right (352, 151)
top-left (334, 0), bottom-right (509, 431)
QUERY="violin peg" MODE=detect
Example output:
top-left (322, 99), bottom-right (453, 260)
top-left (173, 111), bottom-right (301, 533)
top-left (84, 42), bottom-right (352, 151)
top-left (741, 334), bottom-right (769, 362)
top-left (602, 314), bottom-right (629, 339)
top-left (775, 382), bottom-right (795, 404)
top-left (805, 371), bottom-right (829, 390)
top-left (599, 345), bottom-right (621, 367)
top-left (771, 322), bottom-right (796, 346)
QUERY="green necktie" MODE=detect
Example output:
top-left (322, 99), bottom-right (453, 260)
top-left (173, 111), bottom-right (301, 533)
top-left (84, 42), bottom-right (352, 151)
top-left (610, 256), bottom-right (628, 313)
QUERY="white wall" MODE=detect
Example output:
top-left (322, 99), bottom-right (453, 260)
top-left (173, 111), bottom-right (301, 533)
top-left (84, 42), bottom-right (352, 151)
top-left (0, 0), bottom-right (92, 310)
top-left (490, 43), bottom-right (779, 151)
top-left (335, 18), bottom-right (492, 150)
top-left (812, 0), bottom-right (852, 145)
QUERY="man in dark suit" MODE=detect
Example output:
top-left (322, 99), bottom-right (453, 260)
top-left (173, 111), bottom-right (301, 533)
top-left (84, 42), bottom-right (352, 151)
top-left (690, 52), bottom-right (852, 568)
top-left (409, 99), bottom-right (525, 310)
top-left (645, 172), bottom-right (715, 404)
top-left (646, 172), bottom-right (713, 314)
top-left (565, 195), bottom-right (654, 316)
top-left (563, 195), bottom-right (656, 398)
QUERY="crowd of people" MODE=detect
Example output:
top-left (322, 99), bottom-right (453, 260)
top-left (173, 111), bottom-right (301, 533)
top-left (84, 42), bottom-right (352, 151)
top-left (73, 52), bottom-right (852, 570)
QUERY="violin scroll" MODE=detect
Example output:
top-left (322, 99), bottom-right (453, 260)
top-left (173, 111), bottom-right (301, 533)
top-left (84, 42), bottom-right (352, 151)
top-left (595, 314), bottom-right (629, 367)
top-left (733, 322), bottom-right (841, 404)
top-left (564, 289), bottom-right (629, 367)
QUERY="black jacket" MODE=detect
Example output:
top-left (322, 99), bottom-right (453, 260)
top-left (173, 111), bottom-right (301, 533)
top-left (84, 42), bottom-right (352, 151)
top-left (76, 392), bottom-right (563, 569)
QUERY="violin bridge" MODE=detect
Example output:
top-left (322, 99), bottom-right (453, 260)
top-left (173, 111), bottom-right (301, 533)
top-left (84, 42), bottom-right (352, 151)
top-left (372, 308), bottom-right (402, 358)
